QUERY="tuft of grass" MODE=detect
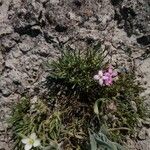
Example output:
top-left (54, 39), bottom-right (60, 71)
top-left (9, 97), bottom-right (62, 150)
top-left (93, 72), bottom-right (146, 142)
top-left (46, 43), bottom-right (107, 101)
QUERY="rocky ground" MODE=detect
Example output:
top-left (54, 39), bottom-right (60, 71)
top-left (0, 0), bottom-right (149, 149)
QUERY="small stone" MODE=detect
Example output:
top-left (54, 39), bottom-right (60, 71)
top-left (2, 38), bottom-right (16, 50)
top-left (19, 42), bottom-right (31, 53)
top-left (36, 47), bottom-right (50, 57)
top-left (138, 127), bottom-right (146, 140)
top-left (9, 70), bottom-right (21, 84)
top-left (0, 78), bottom-right (12, 97)
top-left (11, 33), bottom-right (20, 41)
top-left (11, 46), bottom-right (22, 58)
top-left (30, 96), bottom-right (38, 104)
top-left (137, 139), bottom-right (150, 150)
top-left (0, 24), bottom-right (13, 36)
top-left (68, 12), bottom-right (81, 22)
top-left (126, 137), bottom-right (137, 149)
top-left (0, 122), bottom-right (8, 132)
top-left (2, 88), bottom-right (12, 97)
top-left (0, 141), bottom-right (10, 150)
top-left (68, 12), bottom-right (76, 20)
top-left (33, 42), bottom-right (50, 57)
top-left (5, 59), bottom-right (14, 69)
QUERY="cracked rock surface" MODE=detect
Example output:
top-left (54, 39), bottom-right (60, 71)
top-left (0, 0), bottom-right (149, 149)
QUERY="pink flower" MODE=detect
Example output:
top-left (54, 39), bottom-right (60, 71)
top-left (103, 67), bottom-right (118, 86)
top-left (103, 72), bottom-right (113, 86)
top-left (93, 70), bottom-right (104, 86)
top-left (94, 66), bottom-right (118, 86)
top-left (108, 67), bottom-right (118, 77)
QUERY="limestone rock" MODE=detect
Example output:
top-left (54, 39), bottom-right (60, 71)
top-left (138, 127), bottom-right (146, 140)
top-left (0, 0), bottom-right (149, 149)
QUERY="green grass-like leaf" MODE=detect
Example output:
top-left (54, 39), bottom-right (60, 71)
top-left (9, 98), bottom-right (62, 150)
top-left (89, 129), bottom-right (126, 150)
top-left (46, 43), bottom-right (107, 101)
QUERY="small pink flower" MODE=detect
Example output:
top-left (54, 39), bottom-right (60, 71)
top-left (103, 72), bottom-right (113, 86)
top-left (108, 67), bottom-right (118, 77)
top-left (93, 70), bottom-right (104, 86)
top-left (103, 66), bottom-right (118, 86)
top-left (94, 66), bottom-right (118, 86)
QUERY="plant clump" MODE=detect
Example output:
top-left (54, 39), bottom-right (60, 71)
top-left (9, 97), bottom-right (61, 150)
top-left (46, 44), bottom-right (107, 101)
top-left (10, 43), bottom-right (147, 150)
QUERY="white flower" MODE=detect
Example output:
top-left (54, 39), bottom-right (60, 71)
top-left (22, 133), bottom-right (41, 150)
top-left (93, 70), bottom-right (104, 85)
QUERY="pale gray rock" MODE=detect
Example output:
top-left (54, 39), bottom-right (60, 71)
top-left (1, 89), bottom-right (11, 97)
top-left (19, 42), bottom-right (31, 53)
top-left (11, 33), bottom-right (20, 42)
top-left (0, 78), bottom-right (12, 97)
top-left (0, 0), bottom-right (149, 149)
top-left (11, 46), bottom-right (22, 58)
top-left (0, 24), bottom-right (13, 37)
top-left (138, 127), bottom-right (147, 140)
top-left (137, 139), bottom-right (150, 150)
top-left (19, 37), bottom-right (35, 53)
top-left (1, 38), bottom-right (16, 50)
top-left (5, 59), bottom-right (15, 69)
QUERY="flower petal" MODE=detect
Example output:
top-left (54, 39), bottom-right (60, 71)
top-left (33, 139), bottom-right (41, 147)
top-left (105, 79), bottom-right (113, 86)
top-left (99, 79), bottom-right (103, 86)
top-left (108, 68), bottom-right (113, 74)
top-left (112, 71), bottom-right (118, 77)
top-left (22, 138), bottom-right (29, 144)
top-left (98, 70), bottom-right (103, 76)
top-left (102, 75), bottom-right (109, 80)
top-left (30, 133), bottom-right (37, 140)
top-left (93, 75), bottom-right (99, 80)
top-left (104, 72), bottom-right (110, 77)
top-left (25, 144), bottom-right (32, 150)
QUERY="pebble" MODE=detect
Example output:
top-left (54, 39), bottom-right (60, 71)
top-left (138, 127), bottom-right (146, 140)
